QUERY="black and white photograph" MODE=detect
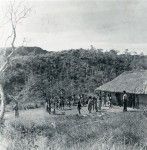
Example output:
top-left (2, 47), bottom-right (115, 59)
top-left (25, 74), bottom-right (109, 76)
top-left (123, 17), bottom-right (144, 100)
top-left (0, 0), bottom-right (147, 149)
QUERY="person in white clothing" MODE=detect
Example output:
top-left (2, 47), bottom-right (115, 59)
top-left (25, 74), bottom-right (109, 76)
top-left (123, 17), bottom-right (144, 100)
top-left (123, 91), bottom-right (128, 112)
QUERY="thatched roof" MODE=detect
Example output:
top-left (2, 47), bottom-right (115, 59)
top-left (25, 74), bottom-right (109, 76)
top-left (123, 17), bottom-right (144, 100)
top-left (95, 70), bottom-right (147, 94)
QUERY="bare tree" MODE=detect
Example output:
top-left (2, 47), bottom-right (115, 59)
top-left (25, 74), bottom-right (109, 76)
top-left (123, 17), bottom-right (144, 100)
top-left (0, 0), bottom-right (31, 121)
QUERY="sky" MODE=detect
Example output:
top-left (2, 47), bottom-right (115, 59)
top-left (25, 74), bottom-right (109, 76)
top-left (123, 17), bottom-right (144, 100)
top-left (0, 0), bottom-right (147, 54)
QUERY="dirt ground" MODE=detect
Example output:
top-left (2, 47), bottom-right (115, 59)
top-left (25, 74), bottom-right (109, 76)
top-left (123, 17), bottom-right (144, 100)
top-left (5, 105), bottom-right (140, 119)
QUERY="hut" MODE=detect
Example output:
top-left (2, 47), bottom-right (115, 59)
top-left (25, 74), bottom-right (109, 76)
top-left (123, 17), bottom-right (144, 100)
top-left (95, 70), bottom-right (147, 108)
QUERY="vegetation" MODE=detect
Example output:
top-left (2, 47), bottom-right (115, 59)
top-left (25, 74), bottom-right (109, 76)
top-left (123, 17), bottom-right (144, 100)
top-left (1, 47), bottom-right (146, 106)
top-left (0, 47), bottom-right (147, 149)
top-left (1, 109), bottom-right (147, 150)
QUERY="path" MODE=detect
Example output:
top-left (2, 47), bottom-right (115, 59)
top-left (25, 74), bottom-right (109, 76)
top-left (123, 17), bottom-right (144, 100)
top-left (4, 105), bottom-right (140, 119)
top-left (51, 105), bottom-right (140, 115)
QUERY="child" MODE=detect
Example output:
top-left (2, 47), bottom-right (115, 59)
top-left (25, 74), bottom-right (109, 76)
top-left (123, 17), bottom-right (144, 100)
top-left (77, 100), bottom-right (82, 114)
top-left (13, 102), bottom-right (19, 117)
top-left (88, 96), bottom-right (93, 113)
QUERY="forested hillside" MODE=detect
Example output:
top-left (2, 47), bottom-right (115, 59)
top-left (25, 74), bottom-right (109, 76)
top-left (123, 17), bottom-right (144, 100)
top-left (1, 46), bottom-right (147, 105)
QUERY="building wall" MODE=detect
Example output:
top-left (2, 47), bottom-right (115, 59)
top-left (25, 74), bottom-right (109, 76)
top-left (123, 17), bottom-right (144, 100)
top-left (101, 91), bottom-right (147, 108)
top-left (139, 94), bottom-right (147, 107)
top-left (111, 93), bottom-right (147, 108)
top-left (111, 92), bottom-right (124, 106)
top-left (111, 93), bottom-right (119, 105)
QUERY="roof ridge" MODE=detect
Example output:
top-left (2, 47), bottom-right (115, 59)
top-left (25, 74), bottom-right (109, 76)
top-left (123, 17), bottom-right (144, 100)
top-left (122, 69), bottom-right (147, 75)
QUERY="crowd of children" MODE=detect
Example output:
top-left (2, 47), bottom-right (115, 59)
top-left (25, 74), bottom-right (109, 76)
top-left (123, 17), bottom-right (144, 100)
top-left (44, 92), bottom-right (113, 115)
top-left (12, 92), bottom-right (114, 117)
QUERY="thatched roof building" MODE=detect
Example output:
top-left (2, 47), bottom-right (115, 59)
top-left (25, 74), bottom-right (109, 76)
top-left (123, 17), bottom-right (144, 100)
top-left (95, 70), bottom-right (147, 107)
top-left (96, 70), bottom-right (147, 94)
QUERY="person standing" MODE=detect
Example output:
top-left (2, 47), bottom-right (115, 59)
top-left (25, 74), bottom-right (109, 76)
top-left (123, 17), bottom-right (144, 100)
top-left (92, 97), bottom-right (95, 110)
top-left (56, 97), bottom-right (59, 109)
top-left (45, 100), bottom-right (51, 114)
top-left (73, 94), bottom-right (76, 106)
top-left (45, 101), bottom-right (48, 112)
top-left (88, 96), bottom-right (92, 113)
top-left (60, 96), bottom-right (64, 110)
top-left (53, 101), bottom-right (56, 114)
top-left (77, 100), bottom-right (82, 114)
top-left (13, 101), bottom-right (19, 117)
top-left (98, 92), bottom-right (102, 110)
top-left (108, 93), bottom-right (112, 108)
top-left (68, 96), bottom-right (72, 108)
top-left (103, 92), bottom-right (107, 107)
top-left (93, 96), bottom-right (98, 112)
top-left (48, 98), bottom-right (52, 114)
top-left (123, 91), bottom-right (128, 112)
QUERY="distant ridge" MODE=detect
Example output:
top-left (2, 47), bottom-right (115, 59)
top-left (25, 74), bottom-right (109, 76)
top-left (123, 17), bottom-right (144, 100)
top-left (6, 46), bottom-right (49, 57)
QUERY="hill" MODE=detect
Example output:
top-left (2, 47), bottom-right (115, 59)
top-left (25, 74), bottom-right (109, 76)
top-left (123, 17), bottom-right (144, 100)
top-left (0, 46), bottom-right (146, 105)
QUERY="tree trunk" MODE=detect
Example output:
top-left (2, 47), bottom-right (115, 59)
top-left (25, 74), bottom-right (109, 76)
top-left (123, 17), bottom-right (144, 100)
top-left (0, 84), bottom-right (5, 122)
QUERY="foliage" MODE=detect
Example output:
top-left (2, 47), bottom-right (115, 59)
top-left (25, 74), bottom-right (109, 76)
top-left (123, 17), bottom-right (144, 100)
top-left (1, 47), bottom-right (147, 104)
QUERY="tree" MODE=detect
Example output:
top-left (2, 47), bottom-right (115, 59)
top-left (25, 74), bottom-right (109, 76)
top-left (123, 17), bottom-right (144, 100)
top-left (0, 0), bottom-right (31, 121)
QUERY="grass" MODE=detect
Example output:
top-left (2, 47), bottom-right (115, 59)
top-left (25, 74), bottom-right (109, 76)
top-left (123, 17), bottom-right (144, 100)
top-left (1, 108), bottom-right (147, 150)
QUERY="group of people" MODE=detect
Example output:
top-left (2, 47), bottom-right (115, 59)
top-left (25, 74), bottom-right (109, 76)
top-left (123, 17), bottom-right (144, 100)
top-left (77, 91), bottom-right (130, 114)
top-left (12, 90), bottom-right (131, 118)
top-left (45, 94), bottom-right (88, 114)
top-left (76, 96), bottom-right (98, 114)
top-left (87, 96), bottom-right (97, 113)
top-left (45, 96), bottom-right (71, 113)
top-left (44, 92), bottom-right (114, 115)
top-left (77, 93), bottom-right (113, 115)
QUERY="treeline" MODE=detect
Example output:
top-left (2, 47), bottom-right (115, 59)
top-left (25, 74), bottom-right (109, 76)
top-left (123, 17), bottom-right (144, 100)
top-left (1, 47), bottom-right (147, 104)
